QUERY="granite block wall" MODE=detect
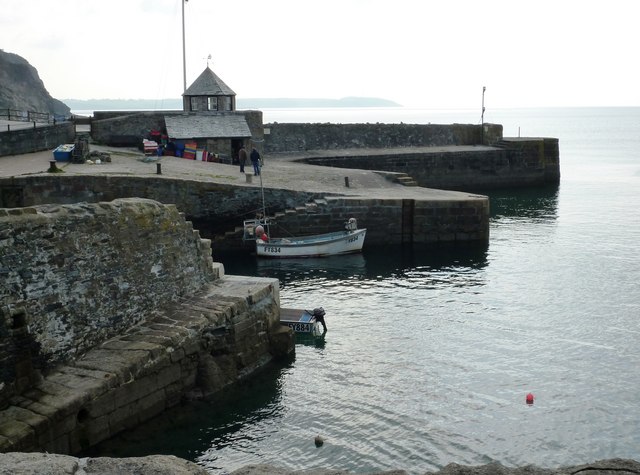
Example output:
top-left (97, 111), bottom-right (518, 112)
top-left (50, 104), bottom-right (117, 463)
top-left (263, 123), bottom-right (504, 152)
top-left (0, 175), bottom-right (326, 233)
top-left (259, 194), bottom-right (490, 247)
top-left (300, 138), bottom-right (560, 190)
top-left (0, 276), bottom-right (291, 454)
top-left (0, 175), bottom-right (490, 250)
top-left (0, 123), bottom-right (75, 157)
top-left (0, 198), bottom-right (217, 408)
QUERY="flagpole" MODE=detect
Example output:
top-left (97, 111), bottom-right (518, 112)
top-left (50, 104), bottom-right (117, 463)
top-left (182, 0), bottom-right (187, 93)
top-left (481, 86), bottom-right (486, 144)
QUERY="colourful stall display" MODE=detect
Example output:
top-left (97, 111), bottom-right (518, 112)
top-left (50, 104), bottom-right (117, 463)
top-left (183, 143), bottom-right (197, 160)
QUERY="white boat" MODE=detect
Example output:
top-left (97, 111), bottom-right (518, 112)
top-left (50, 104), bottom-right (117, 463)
top-left (241, 162), bottom-right (366, 257)
top-left (243, 217), bottom-right (366, 258)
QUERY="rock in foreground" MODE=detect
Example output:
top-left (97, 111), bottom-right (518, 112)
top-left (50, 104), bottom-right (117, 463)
top-left (230, 459), bottom-right (640, 475)
top-left (0, 454), bottom-right (638, 475)
top-left (0, 453), bottom-right (208, 475)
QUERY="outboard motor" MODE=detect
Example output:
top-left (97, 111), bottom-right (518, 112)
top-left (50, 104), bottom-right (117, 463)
top-left (345, 218), bottom-right (358, 231)
top-left (310, 307), bottom-right (327, 333)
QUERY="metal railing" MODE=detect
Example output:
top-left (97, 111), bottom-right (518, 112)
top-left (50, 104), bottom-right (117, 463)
top-left (4, 108), bottom-right (52, 123)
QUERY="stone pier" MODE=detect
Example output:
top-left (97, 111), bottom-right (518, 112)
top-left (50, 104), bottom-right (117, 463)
top-left (0, 199), bottom-right (294, 454)
top-left (0, 275), bottom-right (292, 454)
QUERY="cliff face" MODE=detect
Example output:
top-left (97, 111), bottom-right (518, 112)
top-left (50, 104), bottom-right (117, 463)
top-left (0, 50), bottom-right (70, 116)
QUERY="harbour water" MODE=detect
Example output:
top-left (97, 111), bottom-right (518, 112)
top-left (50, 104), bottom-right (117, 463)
top-left (87, 107), bottom-right (640, 474)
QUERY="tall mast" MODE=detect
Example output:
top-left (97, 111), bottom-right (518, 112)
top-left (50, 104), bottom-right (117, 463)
top-left (481, 86), bottom-right (486, 144)
top-left (182, 0), bottom-right (188, 93)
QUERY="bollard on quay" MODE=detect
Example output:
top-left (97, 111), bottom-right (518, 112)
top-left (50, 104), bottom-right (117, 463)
top-left (156, 163), bottom-right (162, 175)
top-left (344, 177), bottom-right (350, 187)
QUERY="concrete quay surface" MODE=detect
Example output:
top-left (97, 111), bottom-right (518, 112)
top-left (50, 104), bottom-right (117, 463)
top-left (0, 144), bottom-right (487, 203)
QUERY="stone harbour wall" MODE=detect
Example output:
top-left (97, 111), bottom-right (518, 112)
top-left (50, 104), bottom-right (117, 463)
top-left (261, 123), bottom-right (559, 190)
top-left (0, 275), bottom-right (292, 454)
top-left (0, 175), bottom-right (323, 227)
top-left (0, 199), bottom-right (218, 407)
top-left (263, 122), bottom-right (504, 153)
top-left (249, 194), bottom-right (490, 249)
top-left (0, 122), bottom-right (75, 157)
top-left (90, 111), bottom-right (167, 147)
top-left (0, 198), bottom-right (293, 453)
top-left (0, 176), bottom-right (490, 249)
top-left (300, 138), bottom-right (560, 191)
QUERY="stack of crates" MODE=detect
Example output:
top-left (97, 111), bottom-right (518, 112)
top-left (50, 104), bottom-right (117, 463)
top-left (183, 142), bottom-right (197, 160)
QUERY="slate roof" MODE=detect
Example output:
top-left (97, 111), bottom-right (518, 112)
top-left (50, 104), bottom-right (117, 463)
top-left (165, 114), bottom-right (251, 139)
top-left (183, 67), bottom-right (236, 96)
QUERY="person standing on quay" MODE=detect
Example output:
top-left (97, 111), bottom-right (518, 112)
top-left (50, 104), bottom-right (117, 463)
top-left (250, 147), bottom-right (261, 175)
top-left (238, 145), bottom-right (248, 173)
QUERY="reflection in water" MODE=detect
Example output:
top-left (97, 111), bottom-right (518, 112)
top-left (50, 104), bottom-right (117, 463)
top-left (294, 332), bottom-right (327, 349)
top-left (81, 360), bottom-right (291, 467)
top-left (217, 243), bottom-right (489, 287)
top-left (257, 252), bottom-right (367, 279)
top-left (487, 185), bottom-right (559, 220)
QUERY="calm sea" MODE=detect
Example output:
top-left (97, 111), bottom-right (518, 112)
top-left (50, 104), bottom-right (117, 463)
top-left (86, 107), bottom-right (640, 474)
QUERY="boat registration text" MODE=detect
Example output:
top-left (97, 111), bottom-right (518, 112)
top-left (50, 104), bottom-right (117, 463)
top-left (285, 322), bottom-right (312, 333)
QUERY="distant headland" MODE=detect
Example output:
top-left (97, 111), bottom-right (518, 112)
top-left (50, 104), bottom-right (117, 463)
top-left (62, 96), bottom-right (401, 111)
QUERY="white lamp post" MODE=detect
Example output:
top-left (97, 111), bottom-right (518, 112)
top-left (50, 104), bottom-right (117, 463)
top-left (182, 0), bottom-right (188, 94)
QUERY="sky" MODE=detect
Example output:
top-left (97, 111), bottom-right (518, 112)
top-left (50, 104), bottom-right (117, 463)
top-left (1, 0), bottom-right (639, 109)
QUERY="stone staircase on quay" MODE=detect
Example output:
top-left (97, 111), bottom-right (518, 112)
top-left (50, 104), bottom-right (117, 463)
top-left (218, 172), bottom-right (419, 244)
top-left (393, 173), bottom-right (418, 186)
top-left (221, 197), bottom-right (333, 242)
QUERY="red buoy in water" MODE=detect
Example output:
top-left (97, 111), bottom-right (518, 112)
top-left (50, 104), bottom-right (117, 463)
top-left (526, 393), bottom-right (535, 405)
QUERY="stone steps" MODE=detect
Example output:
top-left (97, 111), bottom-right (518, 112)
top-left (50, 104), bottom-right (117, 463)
top-left (220, 197), bottom-right (332, 240)
top-left (0, 275), bottom-right (291, 454)
top-left (394, 173), bottom-right (418, 186)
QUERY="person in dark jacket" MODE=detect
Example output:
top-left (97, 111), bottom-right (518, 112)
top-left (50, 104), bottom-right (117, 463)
top-left (238, 145), bottom-right (248, 173)
top-left (250, 147), bottom-right (261, 175)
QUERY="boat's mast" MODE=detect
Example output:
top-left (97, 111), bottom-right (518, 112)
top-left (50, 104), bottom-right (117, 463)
top-left (259, 172), bottom-right (269, 234)
top-left (182, 0), bottom-right (188, 93)
top-left (481, 86), bottom-right (486, 144)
